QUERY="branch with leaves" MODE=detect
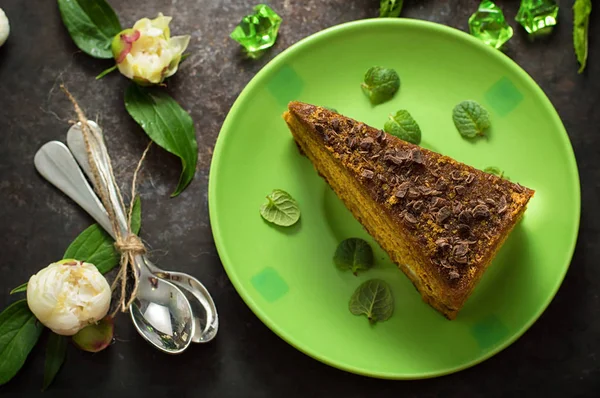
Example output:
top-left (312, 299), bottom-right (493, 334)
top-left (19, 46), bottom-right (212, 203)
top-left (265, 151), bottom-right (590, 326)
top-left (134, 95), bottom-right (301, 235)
top-left (57, 0), bottom-right (198, 196)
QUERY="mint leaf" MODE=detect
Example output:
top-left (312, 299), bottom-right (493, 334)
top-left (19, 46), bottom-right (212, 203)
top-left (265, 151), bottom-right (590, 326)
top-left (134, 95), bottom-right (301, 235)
top-left (379, 0), bottom-right (404, 17)
top-left (349, 279), bottom-right (394, 324)
top-left (260, 189), bottom-right (300, 227)
top-left (125, 84), bottom-right (198, 197)
top-left (334, 238), bottom-right (374, 276)
top-left (57, 0), bottom-right (121, 59)
top-left (573, 0), bottom-right (592, 73)
top-left (452, 100), bottom-right (491, 138)
top-left (361, 66), bottom-right (400, 105)
top-left (42, 333), bottom-right (67, 390)
top-left (0, 300), bottom-right (44, 385)
top-left (483, 166), bottom-right (509, 180)
top-left (383, 110), bottom-right (421, 145)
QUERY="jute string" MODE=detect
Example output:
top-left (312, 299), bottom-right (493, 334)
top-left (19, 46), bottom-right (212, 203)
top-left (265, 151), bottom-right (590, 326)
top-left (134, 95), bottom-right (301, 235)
top-left (61, 85), bottom-right (152, 316)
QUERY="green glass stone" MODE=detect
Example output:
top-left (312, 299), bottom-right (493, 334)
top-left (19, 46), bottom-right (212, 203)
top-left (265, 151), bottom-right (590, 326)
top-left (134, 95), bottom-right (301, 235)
top-left (468, 1), bottom-right (514, 50)
top-left (515, 0), bottom-right (559, 36)
top-left (230, 4), bottom-right (282, 58)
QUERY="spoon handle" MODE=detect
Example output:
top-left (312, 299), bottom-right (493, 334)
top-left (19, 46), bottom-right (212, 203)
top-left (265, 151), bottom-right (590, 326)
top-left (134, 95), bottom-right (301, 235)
top-left (34, 141), bottom-right (115, 238)
top-left (67, 122), bottom-right (130, 238)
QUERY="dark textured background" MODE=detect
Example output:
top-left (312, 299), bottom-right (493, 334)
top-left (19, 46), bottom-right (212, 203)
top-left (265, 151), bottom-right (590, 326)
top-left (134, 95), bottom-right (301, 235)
top-left (0, 0), bottom-right (598, 396)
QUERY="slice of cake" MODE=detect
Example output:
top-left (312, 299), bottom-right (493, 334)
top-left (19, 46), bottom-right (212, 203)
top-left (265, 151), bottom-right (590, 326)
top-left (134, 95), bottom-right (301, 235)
top-left (283, 101), bottom-right (534, 319)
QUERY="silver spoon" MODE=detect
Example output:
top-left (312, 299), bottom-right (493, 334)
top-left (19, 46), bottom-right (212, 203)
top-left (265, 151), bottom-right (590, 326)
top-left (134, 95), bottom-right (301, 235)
top-left (66, 121), bottom-right (218, 343)
top-left (34, 140), bottom-right (195, 354)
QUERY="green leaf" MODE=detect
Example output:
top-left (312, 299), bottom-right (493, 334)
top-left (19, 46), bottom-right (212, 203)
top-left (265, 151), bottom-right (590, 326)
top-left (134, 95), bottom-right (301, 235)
top-left (483, 166), bottom-right (509, 180)
top-left (0, 300), bottom-right (44, 385)
top-left (349, 279), bottom-right (394, 324)
top-left (130, 196), bottom-right (142, 233)
top-left (63, 196), bottom-right (141, 274)
top-left (63, 225), bottom-right (119, 274)
top-left (96, 64), bottom-right (118, 80)
top-left (383, 110), bottom-right (422, 145)
top-left (333, 238), bottom-right (374, 276)
top-left (180, 53), bottom-right (191, 63)
top-left (452, 100), bottom-right (491, 138)
top-left (57, 0), bottom-right (122, 59)
top-left (361, 66), bottom-right (400, 105)
top-left (125, 84), bottom-right (198, 197)
top-left (42, 333), bottom-right (67, 390)
top-left (379, 0), bottom-right (404, 17)
top-left (9, 283), bottom-right (28, 295)
top-left (573, 0), bottom-right (592, 73)
top-left (260, 189), bottom-right (300, 227)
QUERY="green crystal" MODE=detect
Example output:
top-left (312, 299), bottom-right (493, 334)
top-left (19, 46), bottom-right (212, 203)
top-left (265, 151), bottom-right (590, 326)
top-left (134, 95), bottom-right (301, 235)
top-left (230, 4), bottom-right (282, 58)
top-left (515, 0), bottom-right (559, 36)
top-left (468, 1), bottom-right (514, 50)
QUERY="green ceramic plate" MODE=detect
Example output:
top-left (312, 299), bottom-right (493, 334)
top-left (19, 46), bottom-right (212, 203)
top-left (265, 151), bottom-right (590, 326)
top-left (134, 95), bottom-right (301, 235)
top-left (209, 19), bottom-right (580, 379)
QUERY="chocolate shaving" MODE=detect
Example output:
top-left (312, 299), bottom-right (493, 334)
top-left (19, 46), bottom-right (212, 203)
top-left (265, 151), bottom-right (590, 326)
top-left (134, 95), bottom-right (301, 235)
top-left (360, 137), bottom-right (374, 150)
top-left (514, 184), bottom-right (524, 193)
top-left (411, 148), bottom-right (424, 164)
top-left (453, 255), bottom-right (468, 265)
top-left (435, 178), bottom-right (448, 191)
top-left (331, 118), bottom-right (341, 132)
top-left (395, 182), bottom-right (410, 198)
top-left (453, 201), bottom-right (463, 214)
top-left (449, 270), bottom-right (460, 279)
top-left (458, 209), bottom-right (472, 224)
top-left (430, 196), bottom-right (448, 209)
top-left (397, 149), bottom-right (411, 160)
top-left (458, 224), bottom-right (471, 237)
top-left (347, 137), bottom-right (357, 149)
top-left (453, 243), bottom-right (469, 257)
top-left (436, 238), bottom-right (451, 251)
top-left (455, 185), bottom-right (466, 196)
top-left (473, 204), bottom-right (490, 219)
top-left (436, 206), bottom-right (452, 224)
top-left (407, 187), bottom-right (420, 199)
top-left (404, 212), bottom-right (418, 224)
top-left (412, 200), bottom-right (425, 212)
top-left (498, 195), bottom-right (508, 214)
top-left (361, 169), bottom-right (374, 179)
top-left (465, 173), bottom-right (475, 184)
top-left (451, 170), bottom-right (464, 181)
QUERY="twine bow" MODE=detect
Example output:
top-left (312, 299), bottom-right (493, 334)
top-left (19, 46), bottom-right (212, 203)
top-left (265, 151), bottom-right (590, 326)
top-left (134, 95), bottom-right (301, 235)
top-left (62, 85), bottom-right (151, 316)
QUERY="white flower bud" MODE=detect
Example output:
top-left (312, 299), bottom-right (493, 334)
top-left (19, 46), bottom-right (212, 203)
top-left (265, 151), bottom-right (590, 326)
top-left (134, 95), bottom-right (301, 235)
top-left (112, 13), bottom-right (190, 85)
top-left (27, 259), bottom-right (111, 336)
top-left (0, 8), bottom-right (9, 47)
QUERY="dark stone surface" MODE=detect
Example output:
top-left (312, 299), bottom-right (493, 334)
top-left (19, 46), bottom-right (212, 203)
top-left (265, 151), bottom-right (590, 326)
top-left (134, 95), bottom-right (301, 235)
top-left (0, 0), bottom-right (598, 396)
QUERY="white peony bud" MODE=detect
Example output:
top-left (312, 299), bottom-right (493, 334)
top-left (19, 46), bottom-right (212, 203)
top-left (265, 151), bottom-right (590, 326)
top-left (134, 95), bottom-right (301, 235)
top-left (0, 8), bottom-right (9, 47)
top-left (111, 13), bottom-right (190, 85)
top-left (27, 259), bottom-right (111, 336)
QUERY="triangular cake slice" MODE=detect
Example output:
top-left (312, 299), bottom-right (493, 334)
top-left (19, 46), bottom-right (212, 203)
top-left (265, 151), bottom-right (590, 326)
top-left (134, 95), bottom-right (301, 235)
top-left (283, 101), bottom-right (534, 319)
